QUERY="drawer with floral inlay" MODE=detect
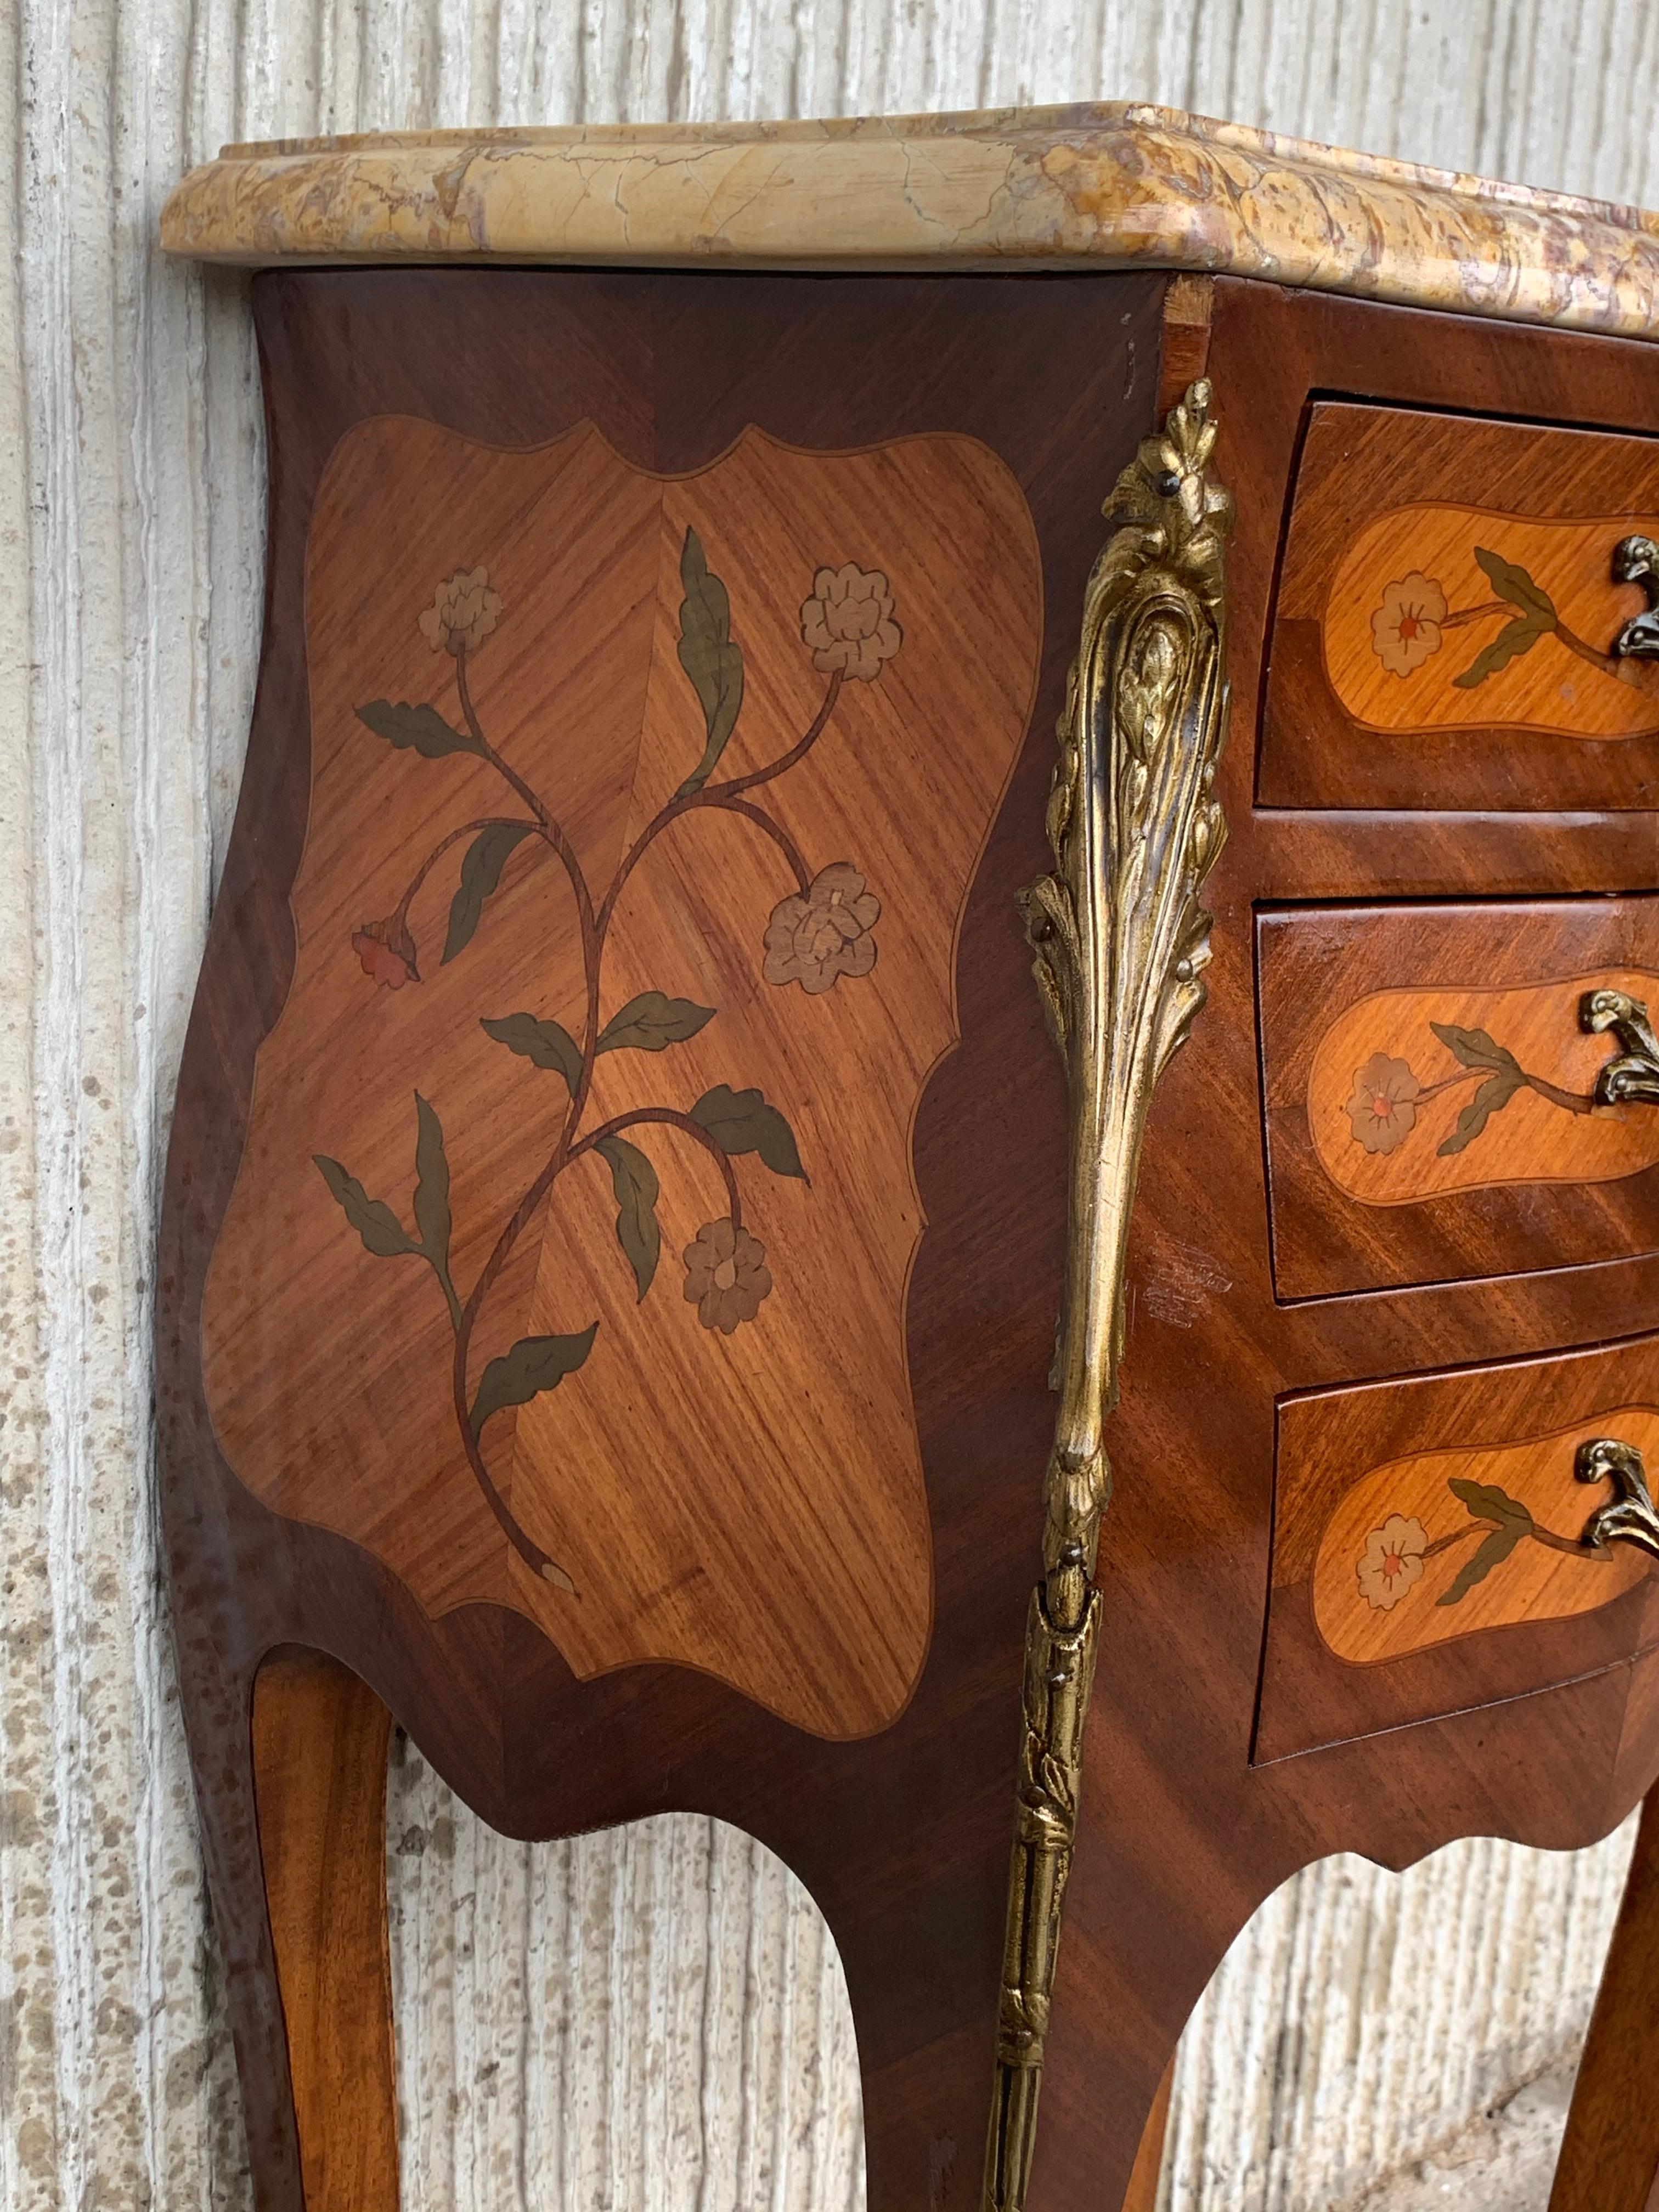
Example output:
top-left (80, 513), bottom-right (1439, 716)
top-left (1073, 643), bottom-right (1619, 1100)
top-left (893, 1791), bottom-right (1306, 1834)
top-left (1259, 897), bottom-right (1659, 1301)
top-left (1256, 1331), bottom-right (1659, 1763)
top-left (1260, 400), bottom-right (1659, 811)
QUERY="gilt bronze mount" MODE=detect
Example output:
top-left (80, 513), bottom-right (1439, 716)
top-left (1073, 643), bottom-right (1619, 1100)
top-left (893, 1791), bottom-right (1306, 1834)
top-left (1583, 988), bottom-right (1659, 1107)
top-left (1611, 534), bottom-right (1659, 659)
top-left (982, 381), bottom-right (1232, 2212)
top-left (1577, 1437), bottom-right (1659, 1560)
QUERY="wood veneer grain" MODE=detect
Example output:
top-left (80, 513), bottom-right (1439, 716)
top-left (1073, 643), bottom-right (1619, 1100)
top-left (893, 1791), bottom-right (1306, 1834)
top-left (1260, 901), bottom-right (1659, 1300)
top-left (157, 265), bottom-right (1167, 2212)
top-left (1259, 1333), bottom-right (1659, 1761)
top-left (1549, 1783), bottom-right (1659, 2211)
top-left (1263, 400), bottom-right (1659, 809)
top-left (160, 268), bottom-right (1659, 2212)
top-left (1307, 1409), bottom-right (1654, 1665)
top-left (1119, 2058), bottom-right (1174, 2212)
top-left (252, 1653), bottom-right (398, 2212)
top-left (1033, 279), bottom-right (1659, 2210)
top-left (1305, 967), bottom-right (1659, 1205)
top-left (202, 415), bottom-right (1041, 1739)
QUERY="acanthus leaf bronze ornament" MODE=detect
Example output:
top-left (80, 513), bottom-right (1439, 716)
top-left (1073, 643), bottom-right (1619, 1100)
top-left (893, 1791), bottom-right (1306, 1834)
top-left (1582, 988), bottom-right (1659, 1107)
top-left (983, 380), bottom-right (1232, 2212)
top-left (1611, 534), bottom-right (1659, 659)
top-left (1577, 1436), bottom-right (1659, 1560)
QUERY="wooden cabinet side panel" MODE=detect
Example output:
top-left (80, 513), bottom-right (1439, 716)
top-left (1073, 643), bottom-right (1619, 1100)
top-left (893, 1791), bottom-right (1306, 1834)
top-left (155, 264), bottom-right (1173, 2212)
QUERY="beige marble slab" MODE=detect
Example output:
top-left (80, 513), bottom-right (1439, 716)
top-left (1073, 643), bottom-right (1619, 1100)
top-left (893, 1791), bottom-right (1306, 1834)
top-left (161, 101), bottom-right (1659, 340)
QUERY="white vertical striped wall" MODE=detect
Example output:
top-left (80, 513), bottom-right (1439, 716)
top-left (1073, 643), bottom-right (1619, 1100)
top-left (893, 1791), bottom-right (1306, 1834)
top-left (3, 5), bottom-right (1655, 2211)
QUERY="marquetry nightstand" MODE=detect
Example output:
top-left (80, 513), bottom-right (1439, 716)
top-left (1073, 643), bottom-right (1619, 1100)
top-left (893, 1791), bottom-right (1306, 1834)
top-left (159, 106), bottom-right (1659, 2212)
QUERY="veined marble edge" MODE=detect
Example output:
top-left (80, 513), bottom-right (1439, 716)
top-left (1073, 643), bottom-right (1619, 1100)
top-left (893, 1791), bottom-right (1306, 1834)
top-left (159, 101), bottom-right (1659, 345)
top-left (210, 105), bottom-right (1657, 225)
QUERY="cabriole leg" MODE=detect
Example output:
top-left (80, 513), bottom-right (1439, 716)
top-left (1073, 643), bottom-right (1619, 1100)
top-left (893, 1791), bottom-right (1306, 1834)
top-left (251, 1651), bottom-right (399, 2212)
top-left (1550, 1787), bottom-right (1659, 2212)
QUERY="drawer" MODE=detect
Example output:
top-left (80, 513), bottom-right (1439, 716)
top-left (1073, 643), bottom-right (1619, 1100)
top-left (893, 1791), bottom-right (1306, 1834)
top-left (1256, 1334), bottom-right (1659, 1762)
top-left (1259, 898), bottom-right (1659, 1301)
top-left (1260, 400), bottom-right (1659, 811)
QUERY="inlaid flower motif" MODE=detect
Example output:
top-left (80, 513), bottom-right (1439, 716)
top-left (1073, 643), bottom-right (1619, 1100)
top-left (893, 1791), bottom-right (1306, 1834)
top-left (419, 567), bottom-right (503, 657)
top-left (1346, 1052), bottom-right (1421, 1154)
top-left (800, 564), bottom-right (902, 680)
top-left (318, 519), bottom-right (917, 1601)
top-left (1357, 1514), bottom-right (1430, 1610)
top-left (763, 862), bottom-right (881, 994)
top-left (352, 914), bottom-right (420, 990)
top-left (682, 1218), bottom-right (772, 1334)
top-left (1370, 572), bottom-right (1448, 676)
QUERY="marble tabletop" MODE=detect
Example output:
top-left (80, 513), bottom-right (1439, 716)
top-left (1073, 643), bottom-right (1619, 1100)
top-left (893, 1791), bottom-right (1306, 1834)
top-left (161, 102), bottom-right (1659, 343)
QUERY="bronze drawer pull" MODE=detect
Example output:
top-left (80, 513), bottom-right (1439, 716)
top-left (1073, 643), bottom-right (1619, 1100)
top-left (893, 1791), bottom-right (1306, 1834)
top-left (1611, 534), bottom-right (1659, 658)
top-left (1576, 1437), bottom-right (1659, 1559)
top-left (1582, 989), bottom-right (1659, 1106)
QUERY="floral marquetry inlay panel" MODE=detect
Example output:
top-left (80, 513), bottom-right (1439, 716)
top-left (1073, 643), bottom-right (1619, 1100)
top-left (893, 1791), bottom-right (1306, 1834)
top-left (1307, 969), bottom-right (1659, 1205)
top-left (1324, 512), bottom-right (1659, 739)
top-left (1256, 1334), bottom-right (1659, 1762)
top-left (1261, 400), bottom-right (1659, 811)
top-left (200, 419), bottom-right (1042, 1740)
top-left (1258, 900), bottom-right (1659, 1300)
top-left (1312, 1412), bottom-right (1658, 1665)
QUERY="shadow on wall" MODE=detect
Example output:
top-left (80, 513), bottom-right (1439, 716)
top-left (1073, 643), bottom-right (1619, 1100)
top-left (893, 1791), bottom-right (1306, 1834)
top-left (385, 1739), bottom-right (867, 2211)
top-left (382, 1739), bottom-right (1635, 2212)
top-left (1160, 1815), bottom-right (1639, 2212)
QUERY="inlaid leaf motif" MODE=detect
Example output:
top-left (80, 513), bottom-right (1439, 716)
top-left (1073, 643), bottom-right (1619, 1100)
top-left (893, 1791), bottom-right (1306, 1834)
top-left (356, 698), bottom-right (485, 760)
top-left (313, 1155), bottom-right (417, 1259)
top-left (595, 1136), bottom-right (661, 1299)
top-left (412, 1093), bottom-right (452, 1277)
top-left (1451, 549), bottom-right (1557, 690)
top-left (674, 528), bottom-right (745, 797)
top-left (1448, 1476), bottom-right (1533, 1530)
top-left (1430, 1022), bottom-right (1521, 1075)
top-left (595, 991), bottom-right (715, 1057)
top-left (444, 823), bottom-right (536, 962)
top-left (1452, 618), bottom-right (1551, 689)
top-left (1474, 545), bottom-right (1558, 626)
top-left (1435, 1476), bottom-right (1534, 1607)
top-left (470, 1323), bottom-right (599, 1438)
top-left (1437, 1519), bottom-right (1529, 1606)
top-left (1437, 1066), bottom-right (1525, 1156)
top-left (312, 512), bottom-right (898, 1602)
top-left (690, 1084), bottom-right (806, 1180)
top-left (481, 1012), bottom-right (583, 1097)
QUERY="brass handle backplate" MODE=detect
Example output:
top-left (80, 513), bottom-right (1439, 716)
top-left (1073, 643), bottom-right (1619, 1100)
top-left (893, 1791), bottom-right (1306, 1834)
top-left (1581, 989), bottom-right (1659, 1107)
top-left (1576, 1436), bottom-right (1659, 1560)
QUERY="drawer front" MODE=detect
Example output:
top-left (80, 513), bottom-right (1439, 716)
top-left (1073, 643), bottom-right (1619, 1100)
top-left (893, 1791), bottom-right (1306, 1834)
top-left (1259, 898), bottom-right (1659, 1300)
top-left (1256, 1334), bottom-right (1659, 1762)
top-left (1260, 400), bottom-right (1659, 811)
